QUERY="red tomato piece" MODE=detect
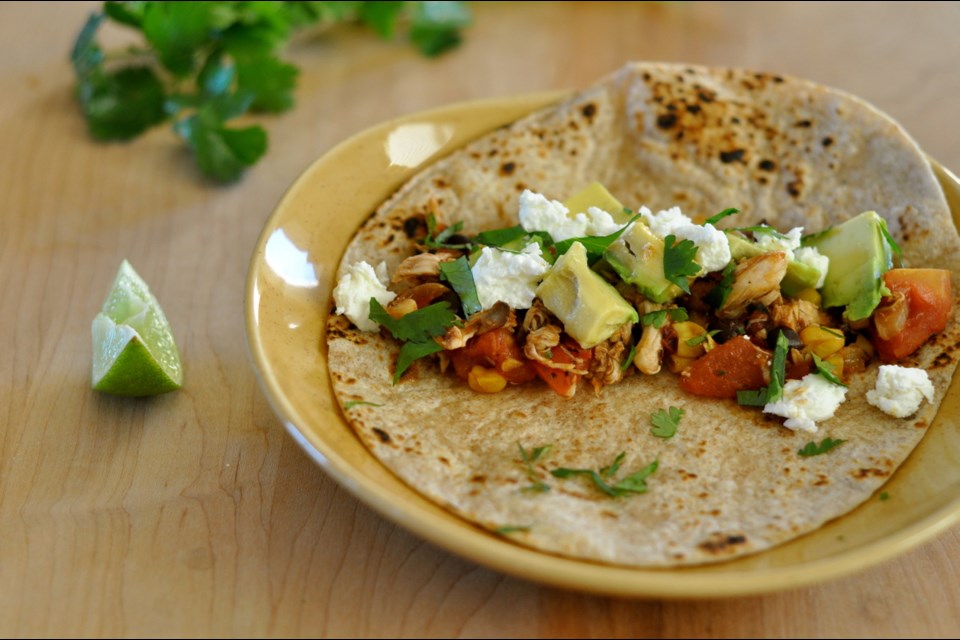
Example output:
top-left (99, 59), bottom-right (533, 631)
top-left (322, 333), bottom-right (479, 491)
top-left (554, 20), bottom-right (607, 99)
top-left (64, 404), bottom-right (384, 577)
top-left (531, 341), bottom-right (593, 398)
top-left (873, 269), bottom-right (953, 362)
top-left (679, 335), bottom-right (771, 399)
top-left (449, 327), bottom-right (536, 384)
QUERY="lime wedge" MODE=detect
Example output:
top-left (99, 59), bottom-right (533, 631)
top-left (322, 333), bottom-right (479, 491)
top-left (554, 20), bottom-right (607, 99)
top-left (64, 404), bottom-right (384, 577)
top-left (91, 260), bottom-right (183, 396)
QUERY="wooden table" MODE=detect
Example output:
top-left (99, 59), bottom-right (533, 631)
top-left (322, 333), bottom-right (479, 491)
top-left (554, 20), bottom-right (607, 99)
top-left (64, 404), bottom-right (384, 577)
top-left (3, 2), bottom-right (960, 636)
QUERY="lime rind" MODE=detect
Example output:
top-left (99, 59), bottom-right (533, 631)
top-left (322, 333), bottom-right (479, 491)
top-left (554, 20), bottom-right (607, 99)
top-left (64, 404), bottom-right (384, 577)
top-left (91, 260), bottom-right (182, 396)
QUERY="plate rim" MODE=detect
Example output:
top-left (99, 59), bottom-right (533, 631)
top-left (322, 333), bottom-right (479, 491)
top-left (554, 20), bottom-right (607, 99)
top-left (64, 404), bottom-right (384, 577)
top-left (245, 92), bottom-right (960, 599)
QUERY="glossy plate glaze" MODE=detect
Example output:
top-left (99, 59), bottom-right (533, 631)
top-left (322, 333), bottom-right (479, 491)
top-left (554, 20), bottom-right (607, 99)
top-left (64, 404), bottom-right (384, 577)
top-left (245, 92), bottom-right (960, 598)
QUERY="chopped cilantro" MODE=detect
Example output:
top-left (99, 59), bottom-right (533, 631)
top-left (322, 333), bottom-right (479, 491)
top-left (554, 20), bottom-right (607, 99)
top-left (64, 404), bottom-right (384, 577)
top-left (551, 453), bottom-right (659, 497)
top-left (736, 330), bottom-right (788, 406)
top-left (650, 406), bottom-right (683, 439)
top-left (662, 234), bottom-right (700, 294)
top-left (821, 326), bottom-right (845, 339)
top-left (425, 214), bottom-right (469, 249)
top-left (343, 400), bottom-right (383, 410)
top-left (494, 525), bottom-right (531, 535)
top-left (518, 442), bottom-right (552, 493)
top-left (640, 307), bottom-right (688, 329)
top-left (878, 218), bottom-right (904, 266)
top-left (473, 224), bottom-right (526, 247)
top-left (685, 330), bottom-right (720, 347)
top-left (703, 207), bottom-right (740, 226)
top-left (553, 213), bottom-right (642, 262)
top-left (879, 491), bottom-right (890, 501)
top-left (706, 261), bottom-right (736, 308)
top-left (812, 353), bottom-right (847, 386)
top-left (439, 256), bottom-right (481, 316)
top-left (733, 225), bottom-right (788, 239)
top-left (621, 341), bottom-right (638, 372)
top-left (798, 437), bottom-right (846, 457)
top-left (368, 299), bottom-right (459, 383)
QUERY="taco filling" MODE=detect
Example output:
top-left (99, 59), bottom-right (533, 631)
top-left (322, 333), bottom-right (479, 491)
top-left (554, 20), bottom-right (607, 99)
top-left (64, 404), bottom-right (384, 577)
top-left (325, 63), bottom-right (960, 567)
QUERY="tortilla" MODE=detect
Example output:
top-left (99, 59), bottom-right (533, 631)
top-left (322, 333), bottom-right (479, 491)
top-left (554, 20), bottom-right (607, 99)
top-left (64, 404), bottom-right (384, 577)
top-left (326, 62), bottom-right (960, 567)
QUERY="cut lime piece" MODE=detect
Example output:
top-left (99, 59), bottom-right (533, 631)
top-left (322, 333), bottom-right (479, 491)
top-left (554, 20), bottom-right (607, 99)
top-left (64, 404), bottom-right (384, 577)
top-left (91, 260), bottom-right (183, 396)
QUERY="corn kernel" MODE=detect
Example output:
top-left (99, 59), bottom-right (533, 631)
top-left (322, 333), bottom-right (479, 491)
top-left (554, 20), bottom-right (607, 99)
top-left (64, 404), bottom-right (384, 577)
top-left (468, 365), bottom-right (507, 393)
top-left (500, 358), bottom-right (524, 373)
top-left (799, 325), bottom-right (845, 359)
top-left (825, 352), bottom-right (845, 379)
top-left (674, 321), bottom-right (710, 359)
top-left (668, 354), bottom-right (697, 373)
top-left (794, 288), bottom-right (822, 305)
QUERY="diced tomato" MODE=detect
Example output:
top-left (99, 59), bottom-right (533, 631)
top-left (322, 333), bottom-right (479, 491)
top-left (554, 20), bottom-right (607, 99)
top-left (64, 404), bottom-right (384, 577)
top-left (531, 341), bottom-right (593, 398)
top-left (872, 269), bottom-right (953, 362)
top-left (449, 327), bottom-right (536, 384)
top-left (679, 335), bottom-right (771, 399)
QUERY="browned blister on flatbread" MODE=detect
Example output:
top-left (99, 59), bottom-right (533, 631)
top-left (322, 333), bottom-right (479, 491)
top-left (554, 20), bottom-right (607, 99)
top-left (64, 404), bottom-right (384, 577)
top-left (327, 63), bottom-right (960, 567)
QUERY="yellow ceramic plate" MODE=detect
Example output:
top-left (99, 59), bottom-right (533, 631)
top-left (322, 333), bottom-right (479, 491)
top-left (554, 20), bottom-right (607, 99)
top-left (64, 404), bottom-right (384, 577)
top-left (245, 92), bottom-right (960, 598)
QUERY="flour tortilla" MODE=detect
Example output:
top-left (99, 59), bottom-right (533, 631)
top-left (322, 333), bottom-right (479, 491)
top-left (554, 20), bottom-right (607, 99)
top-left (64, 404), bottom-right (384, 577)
top-left (326, 62), bottom-right (960, 567)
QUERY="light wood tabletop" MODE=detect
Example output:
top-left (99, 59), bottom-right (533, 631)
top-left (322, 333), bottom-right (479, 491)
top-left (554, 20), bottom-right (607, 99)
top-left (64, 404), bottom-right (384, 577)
top-left (3, 1), bottom-right (960, 637)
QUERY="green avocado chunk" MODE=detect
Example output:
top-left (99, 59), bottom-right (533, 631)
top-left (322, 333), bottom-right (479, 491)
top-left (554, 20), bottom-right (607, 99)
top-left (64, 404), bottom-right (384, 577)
top-left (725, 233), bottom-right (822, 297)
top-left (804, 210), bottom-right (894, 321)
top-left (563, 182), bottom-right (631, 223)
top-left (536, 242), bottom-right (638, 348)
top-left (604, 220), bottom-right (684, 303)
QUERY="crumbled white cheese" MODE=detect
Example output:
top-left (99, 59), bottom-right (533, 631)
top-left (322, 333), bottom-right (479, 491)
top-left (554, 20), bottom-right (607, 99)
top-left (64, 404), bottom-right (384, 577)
top-left (763, 373), bottom-right (848, 433)
top-left (793, 246), bottom-right (830, 289)
top-left (471, 243), bottom-right (551, 310)
top-left (639, 205), bottom-right (731, 273)
top-left (640, 205), bottom-right (692, 238)
top-left (332, 261), bottom-right (396, 332)
top-left (754, 226), bottom-right (803, 256)
top-left (672, 222), bottom-right (732, 273)
top-left (518, 190), bottom-right (623, 241)
top-left (866, 365), bottom-right (935, 418)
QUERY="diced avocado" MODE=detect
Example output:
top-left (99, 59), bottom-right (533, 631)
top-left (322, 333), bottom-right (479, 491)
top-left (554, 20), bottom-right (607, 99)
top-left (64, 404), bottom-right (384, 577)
top-left (805, 210), bottom-right (894, 321)
top-left (536, 242), bottom-right (638, 348)
top-left (563, 182), bottom-right (631, 223)
top-left (604, 221), bottom-right (684, 303)
top-left (726, 233), bottom-right (821, 297)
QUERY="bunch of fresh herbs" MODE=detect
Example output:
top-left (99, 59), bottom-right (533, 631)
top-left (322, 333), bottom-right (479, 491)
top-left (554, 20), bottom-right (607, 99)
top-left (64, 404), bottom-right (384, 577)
top-left (70, 1), bottom-right (471, 183)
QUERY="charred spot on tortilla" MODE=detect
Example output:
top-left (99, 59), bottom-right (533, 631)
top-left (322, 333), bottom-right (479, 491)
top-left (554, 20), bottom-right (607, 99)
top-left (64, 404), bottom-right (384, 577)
top-left (719, 149), bottom-right (746, 164)
top-left (499, 161), bottom-right (516, 176)
top-left (373, 428), bottom-right (391, 444)
top-left (699, 533), bottom-right (748, 554)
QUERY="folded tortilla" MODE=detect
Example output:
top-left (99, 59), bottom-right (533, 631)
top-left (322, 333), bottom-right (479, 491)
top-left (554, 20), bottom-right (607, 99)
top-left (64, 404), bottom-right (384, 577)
top-left (327, 62), bottom-right (960, 567)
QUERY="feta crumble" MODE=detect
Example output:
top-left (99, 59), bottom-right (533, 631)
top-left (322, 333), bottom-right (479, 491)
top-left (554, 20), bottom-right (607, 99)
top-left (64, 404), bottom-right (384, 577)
top-left (640, 205), bottom-right (731, 273)
top-left (763, 373), bottom-right (848, 433)
top-left (332, 261), bottom-right (396, 332)
top-left (754, 226), bottom-right (803, 256)
top-left (866, 365), bottom-right (935, 418)
top-left (518, 190), bottom-right (624, 241)
top-left (471, 243), bottom-right (551, 310)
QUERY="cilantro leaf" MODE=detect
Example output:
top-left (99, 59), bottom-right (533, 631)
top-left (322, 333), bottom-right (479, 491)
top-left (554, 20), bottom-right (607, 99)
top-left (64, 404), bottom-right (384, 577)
top-left (368, 298), bottom-right (458, 343)
top-left (343, 400), bottom-right (383, 410)
top-left (705, 261), bottom-right (736, 309)
top-left (518, 442), bottom-right (552, 493)
top-left (394, 340), bottom-right (444, 383)
top-left (662, 234), bottom-right (700, 294)
top-left (76, 65), bottom-right (168, 141)
top-left (494, 525), bottom-right (531, 535)
top-left (234, 54), bottom-right (299, 113)
top-left (640, 307), bottom-right (688, 329)
top-left (703, 207), bottom-right (739, 226)
top-left (174, 105), bottom-right (267, 183)
top-left (878, 218), bottom-right (904, 266)
top-left (409, 1), bottom-right (472, 57)
top-left (798, 437), bottom-right (846, 457)
top-left (425, 214), bottom-right (469, 249)
top-left (553, 214), bottom-right (641, 261)
top-left (812, 353), bottom-right (847, 386)
top-left (359, 1), bottom-right (405, 38)
top-left (621, 341), bottom-right (637, 372)
top-left (141, 1), bottom-right (221, 76)
top-left (736, 330), bottom-right (788, 406)
top-left (551, 453), bottom-right (659, 497)
top-left (650, 406), bottom-right (684, 439)
top-left (473, 224), bottom-right (527, 247)
top-left (439, 256), bottom-right (482, 317)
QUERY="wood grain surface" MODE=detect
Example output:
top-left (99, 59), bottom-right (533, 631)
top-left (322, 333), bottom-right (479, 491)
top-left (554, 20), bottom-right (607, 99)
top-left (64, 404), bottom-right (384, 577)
top-left (3, 1), bottom-right (960, 637)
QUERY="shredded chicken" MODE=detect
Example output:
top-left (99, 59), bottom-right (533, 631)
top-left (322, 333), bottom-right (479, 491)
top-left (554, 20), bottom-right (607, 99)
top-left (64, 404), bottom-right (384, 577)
top-left (634, 300), bottom-right (664, 375)
top-left (588, 322), bottom-right (633, 393)
top-left (769, 296), bottom-right (824, 333)
top-left (521, 298), bottom-right (554, 336)
top-left (435, 301), bottom-right (515, 350)
top-left (391, 251), bottom-right (458, 285)
top-left (718, 252), bottom-right (788, 319)
top-left (387, 282), bottom-right (450, 314)
top-left (523, 325), bottom-right (588, 374)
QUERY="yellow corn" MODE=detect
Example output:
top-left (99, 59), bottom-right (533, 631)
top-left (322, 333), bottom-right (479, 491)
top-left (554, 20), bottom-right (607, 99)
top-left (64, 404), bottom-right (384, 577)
top-left (794, 287), bottom-right (822, 305)
top-left (668, 353), bottom-right (697, 373)
top-left (674, 321), bottom-right (712, 359)
top-left (468, 366), bottom-right (507, 393)
top-left (825, 352), bottom-right (845, 381)
top-left (799, 325), bottom-right (845, 359)
top-left (500, 358), bottom-right (524, 373)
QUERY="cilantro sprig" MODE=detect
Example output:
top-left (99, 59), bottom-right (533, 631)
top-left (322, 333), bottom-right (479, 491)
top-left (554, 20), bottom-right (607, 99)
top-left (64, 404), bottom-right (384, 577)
top-left (438, 256), bottom-right (481, 316)
top-left (812, 353), bottom-right (847, 386)
top-left (737, 330), bottom-right (789, 406)
top-left (640, 307), bottom-right (689, 329)
top-left (551, 453), bottom-right (659, 497)
top-left (518, 442), bottom-right (552, 493)
top-left (71, 1), bottom-right (471, 183)
top-left (662, 234), bottom-right (700, 294)
top-left (798, 437), bottom-right (846, 457)
top-left (703, 207), bottom-right (740, 226)
top-left (650, 407), bottom-right (683, 439)
top-left (368, 298), bottom-right (460, 383)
